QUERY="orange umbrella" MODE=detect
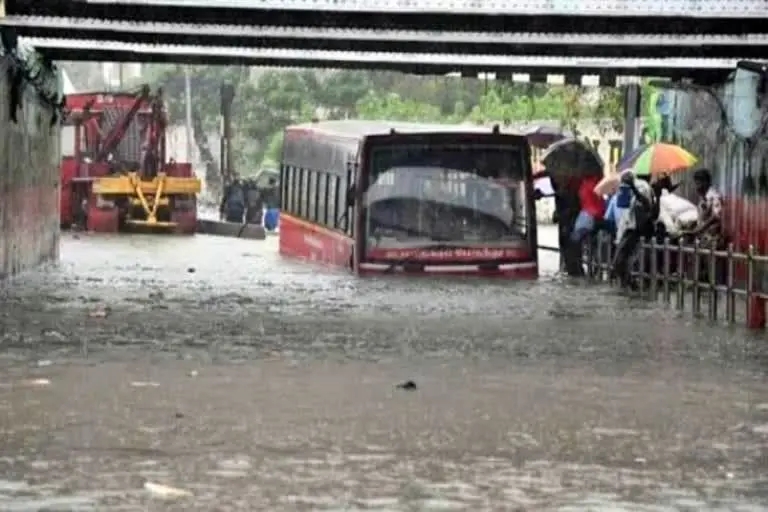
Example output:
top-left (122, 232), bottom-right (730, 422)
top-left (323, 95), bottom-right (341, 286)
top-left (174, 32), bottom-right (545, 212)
top-left (618, 143), bottom-right (697, 176)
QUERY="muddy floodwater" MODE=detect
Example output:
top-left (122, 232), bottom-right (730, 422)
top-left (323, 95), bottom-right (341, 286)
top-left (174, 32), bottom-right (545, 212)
top-left (0, 227), bottom-right (766, 511)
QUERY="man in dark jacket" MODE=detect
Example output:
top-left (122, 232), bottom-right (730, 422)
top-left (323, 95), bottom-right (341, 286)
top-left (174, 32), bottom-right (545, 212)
top-left (220, 174), bottom-right (246, 223)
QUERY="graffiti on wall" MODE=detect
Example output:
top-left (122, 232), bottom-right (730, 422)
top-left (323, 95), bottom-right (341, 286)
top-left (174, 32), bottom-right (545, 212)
top-left (656, 80), bottom-right (768, 252)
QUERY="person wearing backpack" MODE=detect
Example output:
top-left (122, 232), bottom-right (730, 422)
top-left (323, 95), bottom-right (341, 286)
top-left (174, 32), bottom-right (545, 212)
top-left (611, 169), bottom-right (658, 289)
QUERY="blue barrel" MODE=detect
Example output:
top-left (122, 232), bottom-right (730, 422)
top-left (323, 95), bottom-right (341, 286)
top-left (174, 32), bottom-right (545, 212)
top-left (264, 208), bottom-right (280, 231)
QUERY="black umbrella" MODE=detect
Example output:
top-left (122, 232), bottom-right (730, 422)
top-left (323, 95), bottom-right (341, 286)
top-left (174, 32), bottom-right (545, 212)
top-left (540, 137), bottom-right (604, 186)
top-left (524, 125), bottom-right (572, 148)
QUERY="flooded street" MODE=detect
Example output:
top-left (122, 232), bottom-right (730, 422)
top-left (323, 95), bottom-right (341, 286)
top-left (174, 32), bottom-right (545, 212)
top-left (0, 226), bottom-right (766, 511)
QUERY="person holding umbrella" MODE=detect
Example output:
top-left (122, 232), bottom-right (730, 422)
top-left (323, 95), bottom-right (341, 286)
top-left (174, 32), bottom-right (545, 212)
top-left (606, 143), bottom-right (697, 287)
top-left (539, 138), bottom-right (605, 276)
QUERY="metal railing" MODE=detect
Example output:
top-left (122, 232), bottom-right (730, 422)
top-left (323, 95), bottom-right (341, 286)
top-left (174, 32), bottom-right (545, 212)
top-left (540, 234), bottom-right (768, 327)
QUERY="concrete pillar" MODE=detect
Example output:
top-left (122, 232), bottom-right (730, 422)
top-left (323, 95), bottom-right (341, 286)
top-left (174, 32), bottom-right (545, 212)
top-left (0, 54), bottom-right (61, 278)
top-left (622, 82), bottom-right (642, 156)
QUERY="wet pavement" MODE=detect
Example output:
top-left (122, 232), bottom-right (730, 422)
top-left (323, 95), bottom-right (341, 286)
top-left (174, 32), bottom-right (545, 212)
top-left (0, 227), bottom-right (766, 511)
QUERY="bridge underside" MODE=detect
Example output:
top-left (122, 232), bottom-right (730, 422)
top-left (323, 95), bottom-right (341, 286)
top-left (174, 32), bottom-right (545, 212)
top-left (5, 0), bottom-right (767, 34)
top-left (28, 38), bottom-right (736, 86)
top-left (4, 17), bottom-right (766, 60)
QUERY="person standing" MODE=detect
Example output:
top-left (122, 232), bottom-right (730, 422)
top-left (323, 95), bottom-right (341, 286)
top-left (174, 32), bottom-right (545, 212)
top-left (262, 177), bottom-right (281, 231)
top-left (686, 168), bottom-right (723, 250)
top-left (562, 175), bottom-right (606, 277)
top-left (245, 181), bottom-right (265, 225)
top-left (570, 175), bottom-right (606, 244)
top-left (683, 168), bottom-right (725, 283)
top-left (555, 180), bottom-right (582, 276)
top-left (612, 170), bottom-right (657, 289)
top-left (220, 174), bottom-right (246, 224)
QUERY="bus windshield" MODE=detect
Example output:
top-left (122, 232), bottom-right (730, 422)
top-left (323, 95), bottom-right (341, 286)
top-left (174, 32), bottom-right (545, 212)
top-left (364, 142), bottom-right (531, 256)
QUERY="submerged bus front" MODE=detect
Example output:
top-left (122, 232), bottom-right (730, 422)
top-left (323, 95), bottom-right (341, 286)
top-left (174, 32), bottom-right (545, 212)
top-left (355, 132), bottom-right (538, 277)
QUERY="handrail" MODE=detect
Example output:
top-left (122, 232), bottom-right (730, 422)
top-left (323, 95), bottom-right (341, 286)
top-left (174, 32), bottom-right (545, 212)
top-left (539, 234), bottom-right (768, 328)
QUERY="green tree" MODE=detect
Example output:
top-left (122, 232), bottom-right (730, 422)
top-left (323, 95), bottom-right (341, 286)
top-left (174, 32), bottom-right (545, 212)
top-left (260, 131), bottom-right (285, 168)
top-left (355, 91), bottom-right (443, 122)
top-left (317, 70), bottom-right (371, 119)
top-left (114, 65), bottom-right (631, 181)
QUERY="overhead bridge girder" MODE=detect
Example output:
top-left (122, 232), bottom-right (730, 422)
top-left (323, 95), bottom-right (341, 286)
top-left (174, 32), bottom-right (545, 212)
top-left (4, 16), bottom-right (768, 59)
top-left (8, 0), bottom-right (767, 17)
top-left (5, 0), bottom-right (768, 34)
top-left (22, 36), bottom-right (737, 85)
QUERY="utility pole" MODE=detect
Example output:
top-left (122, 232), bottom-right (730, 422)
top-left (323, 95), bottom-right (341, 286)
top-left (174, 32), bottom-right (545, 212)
top-left (220, 82), bottom-right (235, 184)
top-left (622, 79), bottom-right (642, 156)
top-left (184, 66), bottom-right (193, 163)
top-left (118, 62), bottom-right (124, 90)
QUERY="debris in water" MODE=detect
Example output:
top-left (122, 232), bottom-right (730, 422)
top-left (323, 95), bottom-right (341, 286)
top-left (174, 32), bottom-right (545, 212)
top-left (143, 481), bottom-right (192, 499)
top-left (175, 412), bottom-right (185, 419)
top-left (36, 360), bottom-right (53, 368)
top-left (187, 267), bottom-right (196, 273)
top-left (188, 370), bottom-right (199, 377)
top-left (88, 306), bottom-right (110, 318)
top-left (21, 378), bottom-right (51, 387)
top-left (130, 381), bottom-right (160, 388)
top-left (148, 291), bottom-right (165, 300)
top-left (396, 380), bottom-right (417, 391)
top-left (42, 329), bottom-right (67, 342)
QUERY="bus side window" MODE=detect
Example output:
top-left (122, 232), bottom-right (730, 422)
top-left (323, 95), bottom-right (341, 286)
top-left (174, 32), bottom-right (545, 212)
top-left (296, 168), bottom-right (306, 218)
top-left (283, 166), bottom-right (293, 214)
top-left (307, 170), bottom-right (317, 222)
top-left (338, 176), bottom-right (347, 231)
top-left (328, 174), bottom-right (339, 229)
top-left (346, 162), bottom-right (357, 237)
top-left (317, 172), bottom-right (328, 226)
top-left (289, 166), bottom-right (297, 214)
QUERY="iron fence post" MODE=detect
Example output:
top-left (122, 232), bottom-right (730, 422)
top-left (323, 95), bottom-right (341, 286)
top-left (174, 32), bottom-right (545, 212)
top-left (662, 237), bottom-right (671, 304)
top-left (746, 245), bottom-right (755, 328)
top-left (676, 239), bottom-right (685, 311)
top-left (707, 243), bottom-right (718, 322)
top-left (725, 243), bottom-right (736, 324)
top-left (649, 236), bottom-right (658, 300)
top-left (692, 239), bottom-right (701, 316)
top-left (638, 236), bottom-right (647, 297)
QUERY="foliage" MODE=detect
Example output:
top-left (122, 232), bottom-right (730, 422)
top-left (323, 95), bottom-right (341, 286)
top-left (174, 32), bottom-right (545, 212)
top-left (260, 131), bottom-right (285, 169)
top-left (355, 92), bottom-right (444, 123)
top-left (126, 66), bottom-right (638, 176)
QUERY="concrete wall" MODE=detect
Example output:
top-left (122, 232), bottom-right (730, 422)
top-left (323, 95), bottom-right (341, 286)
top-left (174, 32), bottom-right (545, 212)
top-left (0, 55), bottom-right (61, 277)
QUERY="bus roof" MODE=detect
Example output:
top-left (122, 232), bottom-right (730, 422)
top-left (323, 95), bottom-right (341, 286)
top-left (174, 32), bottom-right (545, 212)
top-left (286, 120), bottom-right (524, 141)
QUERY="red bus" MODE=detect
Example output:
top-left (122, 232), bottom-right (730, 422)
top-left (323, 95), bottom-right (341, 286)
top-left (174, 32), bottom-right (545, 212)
top-left (279, 120), bottom-right (538, 277)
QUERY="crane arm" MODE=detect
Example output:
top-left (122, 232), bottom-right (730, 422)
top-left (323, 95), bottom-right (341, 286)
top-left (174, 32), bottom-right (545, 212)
top-left (95, 84), bottom-right (150, 162)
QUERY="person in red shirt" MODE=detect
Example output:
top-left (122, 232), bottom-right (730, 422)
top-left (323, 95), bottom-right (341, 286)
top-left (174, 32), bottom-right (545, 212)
top-left (570, 174), bottom-right (606, 244)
